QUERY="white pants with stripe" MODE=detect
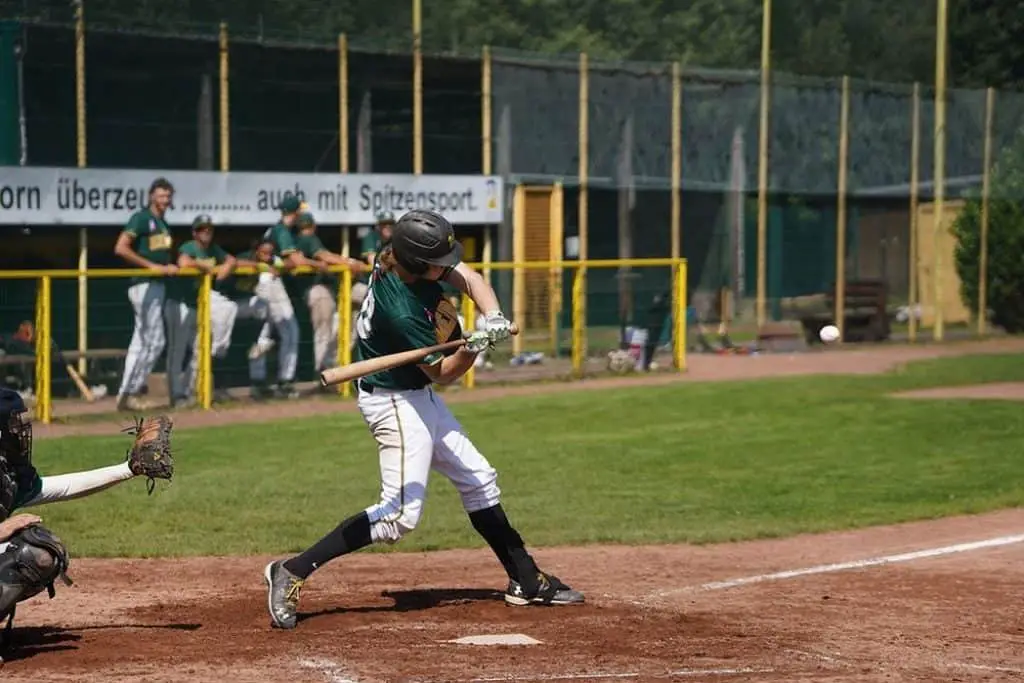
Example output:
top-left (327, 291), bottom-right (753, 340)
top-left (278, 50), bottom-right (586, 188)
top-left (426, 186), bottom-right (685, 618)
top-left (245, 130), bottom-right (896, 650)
top-left (165, 292), bottom-right (269, 399)
top-left (305, 284), bottom-right (339, 372)
top-left (117, 281), bottom-right (166, 398)
top-left (251, 277), bottom-right (299, 383)
top-left (358, 385), bottom-right (502, 544)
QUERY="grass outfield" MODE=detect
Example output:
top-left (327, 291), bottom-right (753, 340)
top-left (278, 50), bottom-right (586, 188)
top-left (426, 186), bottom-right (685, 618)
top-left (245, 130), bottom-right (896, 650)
top-left (29, 353), bottom-right (1024, 558)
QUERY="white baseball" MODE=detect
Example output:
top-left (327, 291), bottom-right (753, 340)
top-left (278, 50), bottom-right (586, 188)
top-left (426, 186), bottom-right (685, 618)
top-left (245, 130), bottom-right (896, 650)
top-left (819, 325), bottom-right (840, 343)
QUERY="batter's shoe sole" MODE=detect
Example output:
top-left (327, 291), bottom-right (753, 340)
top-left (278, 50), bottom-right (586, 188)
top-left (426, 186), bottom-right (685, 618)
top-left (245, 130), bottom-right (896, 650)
top-left (264, 560), bottom-right (304, 630)
top-left (504, 574), bottom-right (585, 607)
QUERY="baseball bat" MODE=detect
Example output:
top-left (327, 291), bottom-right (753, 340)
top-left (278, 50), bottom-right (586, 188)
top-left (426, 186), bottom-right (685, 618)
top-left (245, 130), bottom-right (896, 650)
top-left (49, 338), bottom-right (95, 402)
top-left (320, 323), bottom-right (519, 388)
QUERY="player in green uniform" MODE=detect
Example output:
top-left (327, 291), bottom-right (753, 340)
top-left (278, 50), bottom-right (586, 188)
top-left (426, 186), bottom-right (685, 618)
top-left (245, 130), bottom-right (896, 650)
top-left (248, 196), bottom-right (323, 399)
top-left (112, 177), bottom-right (178, 411)
top-left (264, 209), bottom-right (583, 630)
top-left (294, 212), bottom-right (366, 376)
top-left (352, 210), bottom-right (396, 307)
top-left (229, 238), bottom-right (287, 400)
top-left (169, 216), bottom-right (268, 404)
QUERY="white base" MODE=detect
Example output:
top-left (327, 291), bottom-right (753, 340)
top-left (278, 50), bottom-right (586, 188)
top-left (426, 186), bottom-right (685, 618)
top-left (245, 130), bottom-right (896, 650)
top-left (447, 633), bottom-right (543, 646)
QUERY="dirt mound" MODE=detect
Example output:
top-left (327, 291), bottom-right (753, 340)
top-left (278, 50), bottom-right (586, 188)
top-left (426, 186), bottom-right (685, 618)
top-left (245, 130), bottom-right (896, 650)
top-left (892, 381), bottom-right (1024, 401)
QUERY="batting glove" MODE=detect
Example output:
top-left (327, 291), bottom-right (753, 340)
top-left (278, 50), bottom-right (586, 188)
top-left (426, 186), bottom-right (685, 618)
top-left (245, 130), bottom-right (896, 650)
top-left (464, 330), bottom-right (492, 354)
top-left (484, 311), bottom-right (513, 344)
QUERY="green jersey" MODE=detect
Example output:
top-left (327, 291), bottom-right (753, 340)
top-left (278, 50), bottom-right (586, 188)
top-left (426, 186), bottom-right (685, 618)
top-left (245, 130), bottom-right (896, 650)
top-left (175, 240), bottom-right (231, 304)
top-left (295, 231), bottom-right (338, 294)
top-left (358, 229), bottom-right (383, 284)
top-left (123, 208), bottom-right (173, 285)
top-left (227, 249), bottom-right (263, 297)
top-left (263, 222), bottom-right (298, 259)
top-left (356, 260), bottom-right (462, 391)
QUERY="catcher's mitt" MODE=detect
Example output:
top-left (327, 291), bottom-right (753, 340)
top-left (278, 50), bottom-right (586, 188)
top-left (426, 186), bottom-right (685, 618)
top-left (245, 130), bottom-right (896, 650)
top-left (123, 415), bottom-right (174, 494)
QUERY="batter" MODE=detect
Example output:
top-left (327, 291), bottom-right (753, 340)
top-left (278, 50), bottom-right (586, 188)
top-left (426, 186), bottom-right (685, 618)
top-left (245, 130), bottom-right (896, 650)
top-left (264, 209), bottom-right (583, 630)
top-left (112, 177), bottom-right (178, 411)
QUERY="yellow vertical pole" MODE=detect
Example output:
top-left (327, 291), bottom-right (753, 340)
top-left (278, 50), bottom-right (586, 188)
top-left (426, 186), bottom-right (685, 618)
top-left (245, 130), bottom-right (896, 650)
top-left (412, 0), bottom-right (423, 174)
top-left (462, 295), bottom-right (477, 389)
top-left (835, 75), bottom-right (850, 339)
top-left (219, 23), bottom-right (230, 172)
top-left (673, 261), bottom-right (687, 371)
top-left (571, 266), bottom-right (585, 377)
top-left (339, 33), bottom-right (349, 174)
top-left (756, 0), bottom-right (772, 329)
top-left (481, 45), bottom-right (493, 287)
top-left (909, 82), bottom-right (921, 342)
top-left (671, 62), bottom-right (683, 360)
top-left (512, 185), bottom-right (526, 356)
top-left (578, 52), bottom-right (589, 366)
top-left (978, 86), bottom-right (995, 336)
top-left (198, 274), bottom-right (213, 410)
top-left (34, 276), bottom-right (52, 424)
top-left (933, 0), bottom-right (948, 342)
top-left (75, 2), bottom-right (88, 377)
top-left (549, 182), bottom-right (564, 356)
top-left (671, 61), bottom-right (681, 261)
top-left (339, 268), bottom-right (353, 397)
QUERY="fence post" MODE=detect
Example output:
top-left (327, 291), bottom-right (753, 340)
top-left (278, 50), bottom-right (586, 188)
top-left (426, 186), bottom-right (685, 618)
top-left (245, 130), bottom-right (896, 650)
top-left (978, 86), bottom-right (994, 336)
top-left (339, 268), bottom-right (353, 397)
top-left (908, 82), bottom-right (921, 342)
top-left (835, 75), bottom-right (850, 339)
top-left (339, 33), bottom-right (349, 173)
top-left (756, 0), bottom-right (773, 330)
top-left (671, 61), bottom-right (681, 262)
top-left (34, 275), bottom-right (52, 424)
top-left (577, 52), bottom-right (589, 364)
top-left (197, 273), bottom-right (213, 410)
top-left (412, 0), bottom-right (422, 174)
top-left (932, 0), bottom-right (949, 342)
top-left (672, 262), bottom-right (688, 371)
top-left (512, 185), bottom-right (525, 356)
top-left (571, 266), bottom-right (585, 377)
top-left (462, 294), bottom-right (477, 389)
top-left (219, 22), bottom-right (230, 171)
top-left (74, 1), bottom-right (89, 378)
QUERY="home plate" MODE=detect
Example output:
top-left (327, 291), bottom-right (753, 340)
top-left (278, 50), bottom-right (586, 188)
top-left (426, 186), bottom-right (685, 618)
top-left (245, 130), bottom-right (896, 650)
top-left (447, 634), bottom-right (543, 646)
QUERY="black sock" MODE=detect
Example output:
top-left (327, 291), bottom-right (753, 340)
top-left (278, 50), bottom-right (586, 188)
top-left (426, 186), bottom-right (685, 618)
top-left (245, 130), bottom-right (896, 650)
top-left (284, 511), bottom-right (372, 580)
top-left (469, 504), bottom-right (540, 586)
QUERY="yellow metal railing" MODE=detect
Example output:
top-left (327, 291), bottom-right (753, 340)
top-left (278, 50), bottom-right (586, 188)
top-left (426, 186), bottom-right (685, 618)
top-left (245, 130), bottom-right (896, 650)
top-left (2, 258), bottom-right (686, 423)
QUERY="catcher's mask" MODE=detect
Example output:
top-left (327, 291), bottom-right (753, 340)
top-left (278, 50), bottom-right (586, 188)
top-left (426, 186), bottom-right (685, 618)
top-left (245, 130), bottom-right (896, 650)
top-left (0, 388), bottom-right (31, 469)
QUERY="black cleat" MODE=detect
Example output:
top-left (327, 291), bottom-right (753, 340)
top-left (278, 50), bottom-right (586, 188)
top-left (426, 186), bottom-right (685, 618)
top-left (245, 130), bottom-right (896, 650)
top-left (505, 572), bottom-right (585, 606)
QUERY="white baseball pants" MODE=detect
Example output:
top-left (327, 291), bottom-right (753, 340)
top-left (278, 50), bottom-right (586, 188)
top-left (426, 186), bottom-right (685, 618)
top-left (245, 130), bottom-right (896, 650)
top-left (117, 281), bottom-right (166, 398)
top-left (306, 284), bottom-right (339, 372)
top-left (357, 385), bottom-right (502, 544)
top-left (251, 277), bottom-right (299, 383)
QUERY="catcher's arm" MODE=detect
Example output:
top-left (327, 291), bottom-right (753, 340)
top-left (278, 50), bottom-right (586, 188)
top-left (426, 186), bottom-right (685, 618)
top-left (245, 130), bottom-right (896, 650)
top-left (123, 415), bottom-right (175, 495)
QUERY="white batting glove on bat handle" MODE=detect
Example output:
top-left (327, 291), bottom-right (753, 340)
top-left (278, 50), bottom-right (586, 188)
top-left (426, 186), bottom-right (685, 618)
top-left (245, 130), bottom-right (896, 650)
top-left (464, 331), bottom-right (492, 354)
top-left (484, 310), bottom-right (513, 344)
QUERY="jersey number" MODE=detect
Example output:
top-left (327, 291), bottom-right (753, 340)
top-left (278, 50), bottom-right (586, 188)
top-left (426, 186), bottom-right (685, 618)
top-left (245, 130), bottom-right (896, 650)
top-left (356, 288), bottom-right (375, 340)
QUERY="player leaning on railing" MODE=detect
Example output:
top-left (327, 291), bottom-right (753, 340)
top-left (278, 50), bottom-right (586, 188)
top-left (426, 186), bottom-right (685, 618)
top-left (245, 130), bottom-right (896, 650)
top-left (112, 177), bottom-right (178, 412)
top-left (263, 209), bottom-right (583, 631)
top-left (168, 215), bottom-right (270, 405)
top-left (0, 389), bottom-right (174, 654)
top-left (294, 211), bottom-right (366, 378)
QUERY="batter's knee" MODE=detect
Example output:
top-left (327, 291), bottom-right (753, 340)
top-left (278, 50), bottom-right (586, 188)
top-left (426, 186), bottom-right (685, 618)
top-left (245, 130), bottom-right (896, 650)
top-left (366, 502), bottom-right (423, 544)
top-left (460, 471), bottom-right (502, 514)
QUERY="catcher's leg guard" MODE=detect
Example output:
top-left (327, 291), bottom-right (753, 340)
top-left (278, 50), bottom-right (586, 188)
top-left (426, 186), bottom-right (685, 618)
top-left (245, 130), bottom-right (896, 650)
top-left (0, 525), bottom-right (73, 632)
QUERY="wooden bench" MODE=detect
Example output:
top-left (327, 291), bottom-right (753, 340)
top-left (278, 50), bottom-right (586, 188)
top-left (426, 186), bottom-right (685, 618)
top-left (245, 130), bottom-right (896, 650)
top-left (0, 348), bottom-right (128, 394)
top-left (799, 280), bottom-right (891, 344)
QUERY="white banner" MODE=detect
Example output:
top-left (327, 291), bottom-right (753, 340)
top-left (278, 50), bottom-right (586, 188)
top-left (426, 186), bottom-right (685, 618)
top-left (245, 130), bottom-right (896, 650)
top-left (0, 167), bottom-right (504, 226)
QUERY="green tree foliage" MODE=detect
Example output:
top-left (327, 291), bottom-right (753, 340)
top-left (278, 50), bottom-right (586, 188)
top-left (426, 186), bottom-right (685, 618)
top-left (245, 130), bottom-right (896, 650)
top-left (953, 131), bottom-right (1024, 332)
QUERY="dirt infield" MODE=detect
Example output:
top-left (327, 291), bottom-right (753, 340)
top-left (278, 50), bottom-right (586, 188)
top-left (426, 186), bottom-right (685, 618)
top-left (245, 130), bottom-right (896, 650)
top-left (34, 337), bottom-right (1024, 439)
top-left (9, 337), bottom-right (1024, 682)
top-left (892, 381), bottom-right (1024, 401)
top-left (5, 509), bottom-right (1023, 682)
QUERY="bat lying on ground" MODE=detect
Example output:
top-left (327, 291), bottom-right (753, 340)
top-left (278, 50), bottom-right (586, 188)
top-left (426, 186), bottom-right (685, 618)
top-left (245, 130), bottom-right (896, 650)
top-left (320, 323), bottom-right (519, 388)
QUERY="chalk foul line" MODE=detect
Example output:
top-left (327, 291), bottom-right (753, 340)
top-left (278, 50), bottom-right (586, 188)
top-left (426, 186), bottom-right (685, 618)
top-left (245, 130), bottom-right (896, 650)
top-left (649, 533), bottom-right (1024, 599)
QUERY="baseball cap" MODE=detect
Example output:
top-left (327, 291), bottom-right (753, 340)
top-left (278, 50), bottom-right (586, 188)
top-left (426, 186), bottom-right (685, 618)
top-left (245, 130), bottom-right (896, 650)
top-left (280, 195), bottom-right (305, 214)
top-left (297, 212), bottom-right (316, 227)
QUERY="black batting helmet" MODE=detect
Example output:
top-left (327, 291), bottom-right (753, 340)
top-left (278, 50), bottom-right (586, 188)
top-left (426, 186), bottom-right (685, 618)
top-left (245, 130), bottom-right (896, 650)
top-left (0, 388), bottom-right (31, 469)
top-left (390, 209), bottom-right (463, 275)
